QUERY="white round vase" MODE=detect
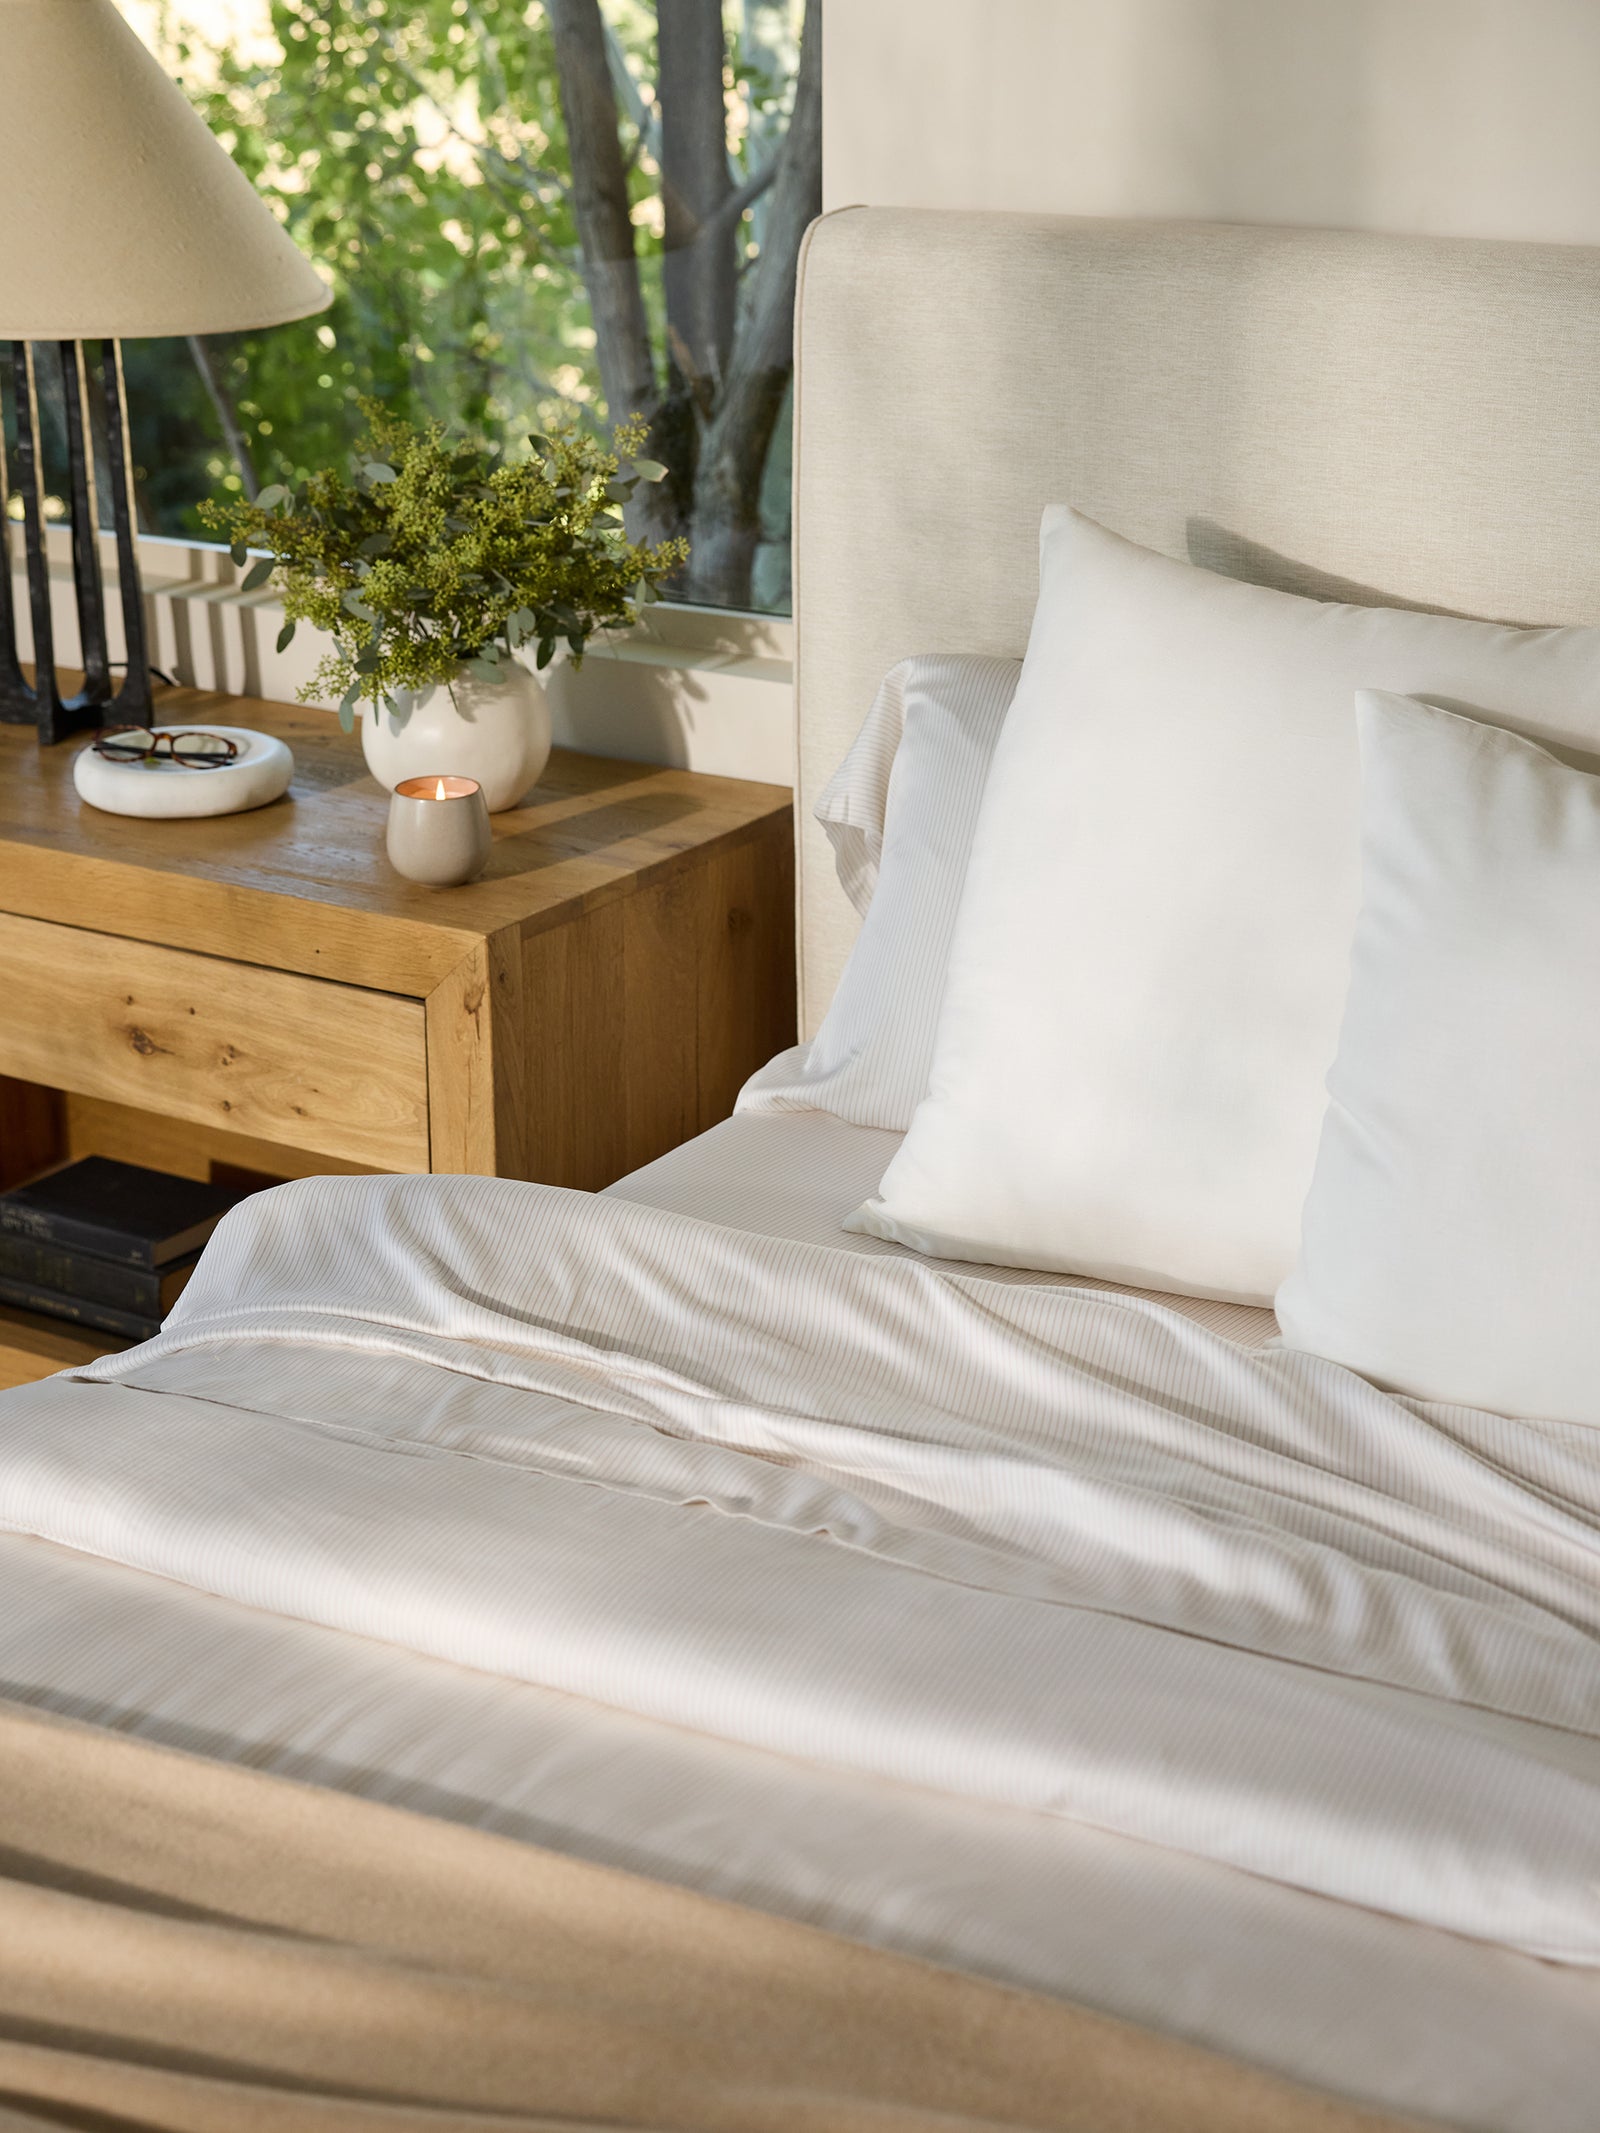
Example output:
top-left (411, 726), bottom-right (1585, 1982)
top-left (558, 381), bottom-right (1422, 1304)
top-left (361, 662), bottom-right (552, 813)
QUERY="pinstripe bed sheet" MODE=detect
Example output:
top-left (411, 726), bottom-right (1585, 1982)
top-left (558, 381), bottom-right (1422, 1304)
top-left (0, 1118), bottom-right (1595, 2130)
top-left (612, 1110), bottom-right (1279, 1343)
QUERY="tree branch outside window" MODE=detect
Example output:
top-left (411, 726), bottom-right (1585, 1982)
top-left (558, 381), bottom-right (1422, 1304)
top-left (115, 0), bottom-right (817, 613)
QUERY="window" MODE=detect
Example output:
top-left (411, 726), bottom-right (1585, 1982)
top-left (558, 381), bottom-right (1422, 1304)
top-left (118, 0), bottom-right (819, 615)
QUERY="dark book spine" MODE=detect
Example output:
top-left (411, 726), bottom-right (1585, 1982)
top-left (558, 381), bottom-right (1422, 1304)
top-left (0, 1272), bottom-right (160, 1343)
top-left (0, 1235), bottom-right (165, 1314)
top-left (0, 1203), bottom-right (156, 1268)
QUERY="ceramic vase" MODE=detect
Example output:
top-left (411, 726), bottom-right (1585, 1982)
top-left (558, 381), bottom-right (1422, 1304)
top-left (361, 660), bottom-right (552, 813)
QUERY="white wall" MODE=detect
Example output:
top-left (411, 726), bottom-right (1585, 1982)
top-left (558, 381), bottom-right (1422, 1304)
top-left (826, 1), bottom-right (1600, 244)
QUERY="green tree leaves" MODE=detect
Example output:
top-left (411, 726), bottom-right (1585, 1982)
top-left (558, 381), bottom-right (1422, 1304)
top-left (136, 0), bottom-right (806, 611)
top-left (151, 0), bottom-right (658, 528)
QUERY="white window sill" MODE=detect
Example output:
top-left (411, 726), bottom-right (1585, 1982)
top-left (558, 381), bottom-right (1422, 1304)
top-left (11, 528), bottom-right (796, 789)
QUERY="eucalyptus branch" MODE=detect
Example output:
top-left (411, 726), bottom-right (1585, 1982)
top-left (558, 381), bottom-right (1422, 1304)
top-left (198, 403), bottom-right (683, 731)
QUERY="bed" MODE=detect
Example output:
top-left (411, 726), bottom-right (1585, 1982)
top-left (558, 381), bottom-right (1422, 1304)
top-left (5, 210), bottom-right (1600, 2132)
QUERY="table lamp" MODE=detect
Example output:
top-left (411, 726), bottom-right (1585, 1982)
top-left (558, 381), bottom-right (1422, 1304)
top-left (0, 0), bottom-right (330, 743)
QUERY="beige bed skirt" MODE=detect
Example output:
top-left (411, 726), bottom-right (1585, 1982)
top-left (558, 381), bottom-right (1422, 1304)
top-left (0, 1696), bottom-right (1425, 2133)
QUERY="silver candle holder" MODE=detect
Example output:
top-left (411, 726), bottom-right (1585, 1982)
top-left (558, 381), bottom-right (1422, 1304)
top-left (385, 775), bottom-right (492, 886)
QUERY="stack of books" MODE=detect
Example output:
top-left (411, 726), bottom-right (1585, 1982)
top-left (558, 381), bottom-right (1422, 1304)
top-left (0, 1157), bottom-right (241, 1343)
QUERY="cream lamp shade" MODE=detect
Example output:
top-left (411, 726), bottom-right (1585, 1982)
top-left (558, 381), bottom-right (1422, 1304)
top-left (0, 0), bottom-right (329, 743)
top-left (0, 0), bottom-right (330, 338)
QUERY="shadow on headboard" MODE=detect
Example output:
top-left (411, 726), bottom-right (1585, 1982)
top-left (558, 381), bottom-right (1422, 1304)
top-left (1183, 518), bottom-right (1536, 629)
top-left (1186, 516), bottom-right (1600, 766)
top-left (793, 208), bottom-right (1600, 1036)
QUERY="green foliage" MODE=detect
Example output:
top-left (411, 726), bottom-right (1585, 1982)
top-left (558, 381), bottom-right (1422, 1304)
top-left (130, 1), bottom-right (802, 609)
top-left (200, 403), bottom-right (685, 731)
top-left (146, 0), bottom-right (665, 519)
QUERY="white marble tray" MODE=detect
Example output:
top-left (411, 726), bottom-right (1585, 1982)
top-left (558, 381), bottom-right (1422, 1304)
top-left (73, 726), bottom-right (294, 818)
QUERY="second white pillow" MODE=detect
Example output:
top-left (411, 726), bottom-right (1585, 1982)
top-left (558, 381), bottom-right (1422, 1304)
top-left (742, 653), bottom-right (1019, 1131)
top-left (850, 509), bottom-right (1600, 1302)
top-left (1276, 693), bottom-right (1600, 1425)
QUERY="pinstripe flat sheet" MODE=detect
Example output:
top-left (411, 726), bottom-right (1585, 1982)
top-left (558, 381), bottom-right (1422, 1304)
top-left (4, 1169), bottom-right (1599, 1978)
top-left (616, 1109), bottom-right (1279, 1343)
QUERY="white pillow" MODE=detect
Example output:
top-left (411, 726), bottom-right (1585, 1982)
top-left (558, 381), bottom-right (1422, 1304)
top-left (740, 654), bottom-right (1019, 1131)
top-left (807, 656), bottom-right (912, 920)
top-left (851, 508), bottom-right (1600, 1302)
top-left (1277, 692), bottom-right (1600, 1424)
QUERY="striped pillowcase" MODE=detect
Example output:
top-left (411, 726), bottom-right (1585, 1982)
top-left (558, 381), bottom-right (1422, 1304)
top-left (740, 654), bottom-right (1020, 1132)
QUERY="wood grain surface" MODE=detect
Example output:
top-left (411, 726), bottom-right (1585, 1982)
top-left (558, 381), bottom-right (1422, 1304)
top-left (0, 681), bottom-right (797, 1378)
top-left (55, 1095), bottom-right (382, 1188)
top-left (0, 688), bottom-right (793, 993)
top-left (0, 1306), bottom-right (128, 1391)
top-left (0, 911), bottom-right (430, 1171)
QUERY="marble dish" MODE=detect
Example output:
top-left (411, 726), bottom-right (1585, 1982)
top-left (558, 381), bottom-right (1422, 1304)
top-left (73, 726), bottom-right (294, 818)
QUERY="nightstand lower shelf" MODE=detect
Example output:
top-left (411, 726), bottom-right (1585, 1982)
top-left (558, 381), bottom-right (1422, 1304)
top-left (0, 1304), bottom-right (131, 1391)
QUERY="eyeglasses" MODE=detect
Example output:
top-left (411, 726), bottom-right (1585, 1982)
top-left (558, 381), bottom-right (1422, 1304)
top-left (92, 726), bottom-right (241, 770)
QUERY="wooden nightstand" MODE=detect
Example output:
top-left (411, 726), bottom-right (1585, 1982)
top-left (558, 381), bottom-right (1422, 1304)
top-left (0, 687), bottom-right (795, 1386)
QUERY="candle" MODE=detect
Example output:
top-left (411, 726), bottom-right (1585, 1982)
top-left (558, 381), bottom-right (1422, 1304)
top-left (386, 774), bottom-right (492, 885)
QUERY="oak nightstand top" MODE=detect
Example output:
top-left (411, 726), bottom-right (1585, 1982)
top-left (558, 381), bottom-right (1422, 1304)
top-left (0, 687), bottom-right (793, 996)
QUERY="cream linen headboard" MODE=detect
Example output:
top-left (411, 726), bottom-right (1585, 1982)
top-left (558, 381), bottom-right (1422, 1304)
top-left (791, 207), bottom-right (1600, 1037)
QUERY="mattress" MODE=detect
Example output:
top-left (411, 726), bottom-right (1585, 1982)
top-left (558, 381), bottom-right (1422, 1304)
top-left (617, 1110), bottom-right (1278, 1344)
top-left (0, 1112), bottom-right (1591, 2132)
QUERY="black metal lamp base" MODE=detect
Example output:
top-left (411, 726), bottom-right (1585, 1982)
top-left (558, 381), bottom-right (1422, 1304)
top-left (0, 339), bottom-right (152, 745)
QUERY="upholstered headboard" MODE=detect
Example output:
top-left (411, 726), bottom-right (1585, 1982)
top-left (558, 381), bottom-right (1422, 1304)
top-left (790, 207), bottom-right (1600, 1037)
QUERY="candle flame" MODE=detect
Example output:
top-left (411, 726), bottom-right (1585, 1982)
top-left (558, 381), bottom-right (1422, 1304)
top-left (435, 777), bottom-right (448, 801)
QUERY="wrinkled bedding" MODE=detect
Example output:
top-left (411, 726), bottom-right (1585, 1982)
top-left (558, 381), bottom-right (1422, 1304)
top-left (4, 1171), bottom-right (1599, 1962)
top-left (0, 1696), bottom-right (1428, 2133)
